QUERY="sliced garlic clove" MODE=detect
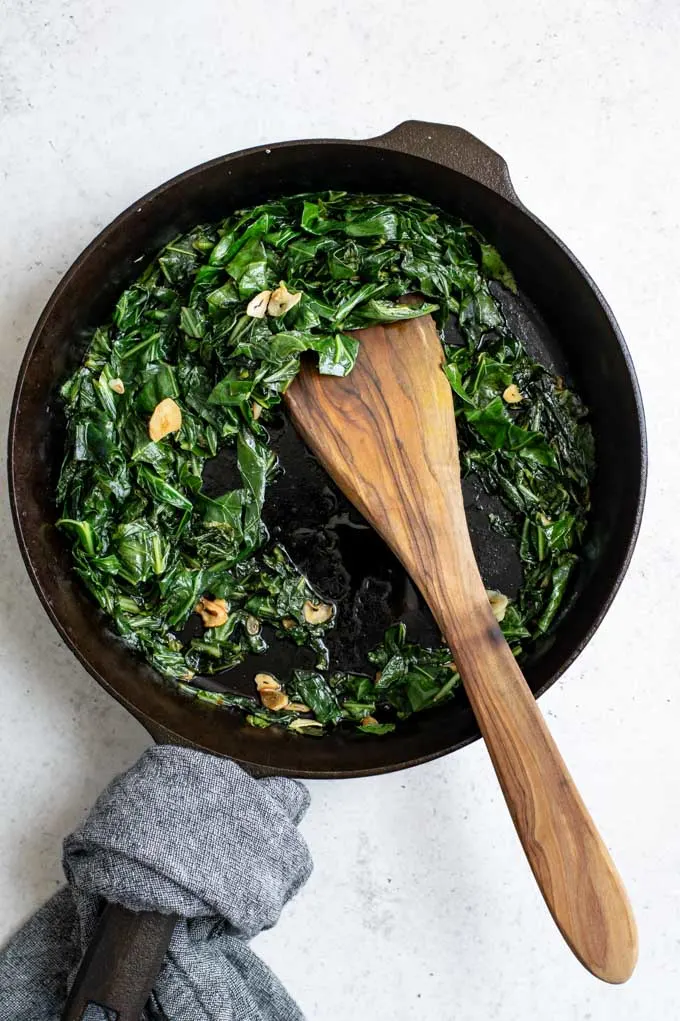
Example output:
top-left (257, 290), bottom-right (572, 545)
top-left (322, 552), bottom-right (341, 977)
top-left (261, 689), bottom-right (290, 711)
top-left (302, 600), bottom-right (333, 625)
top-left (246, 290), bottom-right (272, 318)
top-left (255, 672), bottom-right (281, 692)
top-left (195, 596), bottom-right (229, 628)
top-left (267, 281), bottom-right (302, 317)
top-left (149, 397), bottom-right (182, 442)
top-left (503, 384), bottom-right (523, 404)
top-left (486, 589), bottom-right (509, 622)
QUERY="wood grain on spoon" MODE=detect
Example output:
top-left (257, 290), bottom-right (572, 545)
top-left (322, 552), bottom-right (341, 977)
top-left (284, 314), bottom-right (637, 983)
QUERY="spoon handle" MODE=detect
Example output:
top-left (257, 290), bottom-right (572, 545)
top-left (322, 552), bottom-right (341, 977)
top-left (444, 598), bottom-right (638, 983)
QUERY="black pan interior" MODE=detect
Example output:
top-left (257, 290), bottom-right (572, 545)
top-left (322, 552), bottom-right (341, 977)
top-left (9, 140), bottom-right (645, 776)
top-left (192, 285), bottom-right (562, 700)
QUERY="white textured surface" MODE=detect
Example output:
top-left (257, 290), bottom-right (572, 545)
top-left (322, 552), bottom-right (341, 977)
top-left (1, 1), bottom-right (678, 1018)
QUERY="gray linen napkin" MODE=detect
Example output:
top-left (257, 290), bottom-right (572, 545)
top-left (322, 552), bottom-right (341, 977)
top-left (0, 746), bottom-right (312, 1020)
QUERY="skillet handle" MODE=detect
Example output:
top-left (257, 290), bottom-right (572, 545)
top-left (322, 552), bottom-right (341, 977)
top-left (367, 120), bottom-right (523, 207)
top-left (62, 903), bottom-right (177, 1021)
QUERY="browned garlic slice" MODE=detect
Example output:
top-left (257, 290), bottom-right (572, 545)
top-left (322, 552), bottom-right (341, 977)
top-left (255, 672), bottom-right (281, 692)
top-left (261, 689), bottom-right (290, 711)
top-left (149, 397), bottom-right (182, 442)
top-left (502, 384), bottom-right (523, 404)
top-left (246, 290), bottom-right (272, 318)
top-left (302, 600), bottom-right (333, 625)
top-left (195, 596), bottom-right (229, 628)
top-left (267, 281), bottom-right (302, 317)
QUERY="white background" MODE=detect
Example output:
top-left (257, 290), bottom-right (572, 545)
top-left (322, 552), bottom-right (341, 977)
top-left (1, 2), bottom-right (679, 1018)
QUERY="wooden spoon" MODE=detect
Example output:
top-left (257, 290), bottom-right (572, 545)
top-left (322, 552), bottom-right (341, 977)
top-left (285, 314), bottom-right (637, 983)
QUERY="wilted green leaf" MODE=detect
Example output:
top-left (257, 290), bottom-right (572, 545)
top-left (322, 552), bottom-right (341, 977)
top-left (57, 191), bottom-right (593, 728)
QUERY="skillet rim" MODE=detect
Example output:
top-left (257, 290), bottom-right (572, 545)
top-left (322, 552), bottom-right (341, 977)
top-left (7, 126), bottom-right (648, 778)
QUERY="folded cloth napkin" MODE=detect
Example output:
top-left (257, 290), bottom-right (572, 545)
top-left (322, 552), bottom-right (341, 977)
top-left (0, 745), bottom-right (313, 1020)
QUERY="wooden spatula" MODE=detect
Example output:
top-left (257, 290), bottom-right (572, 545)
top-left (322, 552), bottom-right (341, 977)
top-left (285, 313), bottom-right (637, 983)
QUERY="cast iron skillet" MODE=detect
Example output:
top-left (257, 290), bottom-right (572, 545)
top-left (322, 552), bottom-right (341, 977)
top-left (9, 122), bottom-right (646, 1019)
top-left (9, 121), bottom-right (646, 779)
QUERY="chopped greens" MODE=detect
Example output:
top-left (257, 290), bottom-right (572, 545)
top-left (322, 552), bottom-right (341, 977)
top-left (56, 192), bottom-right (594, 735)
